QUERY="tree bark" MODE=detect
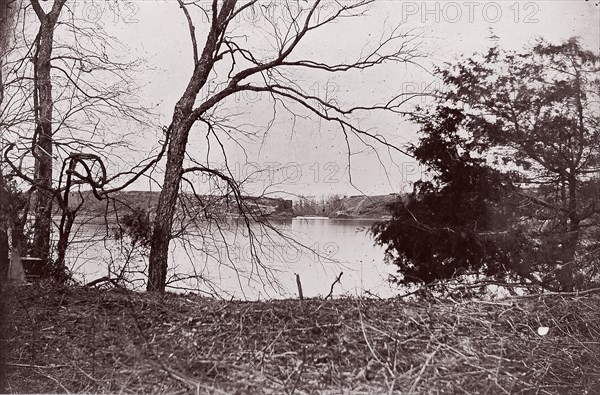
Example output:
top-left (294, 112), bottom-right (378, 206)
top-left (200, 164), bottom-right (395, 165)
top-left (146, 0), bottom-right (238, 292)
top-left (147, 116), bottom-right (193, 291)
top-left (561, 174), bottom-right (581, 291)
top-left (1, 4), bottom-right (16, 383)
top-left (0, 58), bottom-right (4, 108)
top-left (30, 0), bottom-right (66, 268)
top-left (55, 158), bottom-right (76, 273)
top-left (1, 0), bottom-right (12, 284)
top-left (0, 226), bottom-right (7, 282)
top-left (146, 75), bottom-right (202, 292)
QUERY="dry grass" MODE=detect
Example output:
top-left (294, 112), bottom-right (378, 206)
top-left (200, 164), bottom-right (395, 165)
top-left (3, 281), bottom-right (599, 394)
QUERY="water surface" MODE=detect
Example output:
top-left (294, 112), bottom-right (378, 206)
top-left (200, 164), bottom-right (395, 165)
top-left (67, 217), bottom-right (401, 299)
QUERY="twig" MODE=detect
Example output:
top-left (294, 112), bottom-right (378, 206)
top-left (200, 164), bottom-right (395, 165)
top-left (363, 289), bottom-right (383, 300)
top-left (34, 370), bottom-right (72, 394)
top-left (388, 378), bottom-right (396, 395)
top-left (507, 287), bottom-right (600, 299)
top-left (287, 346), bottom-right (307, 395)
top-left (72, 363), bottom-right (103, 383)
top-left (5, 362), bottom-right (68, 369)
top-left (408, 343), bottom-right (441, 395)
top-left (356, 302), bottom-right (395, 377)
top-left (324, 272), bottom-right (343, 300)
top-left (148, 361), bottom-right (229, 395)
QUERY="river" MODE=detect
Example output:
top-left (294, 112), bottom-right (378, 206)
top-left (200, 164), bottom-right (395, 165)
top-left (65, 217), bottom-right (401, 300)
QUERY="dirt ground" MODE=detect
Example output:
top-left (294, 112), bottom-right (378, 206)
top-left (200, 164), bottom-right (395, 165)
top-left (2, 281), bottom-right (599, 394)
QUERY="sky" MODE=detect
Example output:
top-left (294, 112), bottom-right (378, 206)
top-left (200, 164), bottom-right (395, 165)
top-left (78, 0), bottom-right (600, 198)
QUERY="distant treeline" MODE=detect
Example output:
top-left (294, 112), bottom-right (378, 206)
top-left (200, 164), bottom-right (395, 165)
top-left (292, 194), bottom-right (399, 219)
top-left (63, 190), bottom-right (399, 220)
top-left (63, 190), bottom-right (294, 219)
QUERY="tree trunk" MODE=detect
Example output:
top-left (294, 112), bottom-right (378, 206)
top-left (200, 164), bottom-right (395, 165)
top-left (147, 117), bottom-right (194, 291)
top-left (146, 0), bottom-right (274, 292)
top-left (145, 2), bottom-right (232, 292)
top-left (0, 0), bottom-right (12, 104)
top-left (55, 157), bottom-right (76, 274)
top-left (31, 20), bottom-right (56, 266)
top-left (0, 58), bottom-right (4, 107)
top-left (29, 0), bottom-right (66, 270)
top-left (1, 0), bottom-right (9, 284)
top-left (0, 227), bottom-right (7, 282)
top-left (556, 173), bottom-right (581, 291)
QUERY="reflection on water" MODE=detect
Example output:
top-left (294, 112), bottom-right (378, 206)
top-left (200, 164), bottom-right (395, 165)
top-left (67, 217), bottom-right (401, 300)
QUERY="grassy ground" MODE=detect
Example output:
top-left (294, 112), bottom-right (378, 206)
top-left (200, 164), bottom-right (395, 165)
top-left (2, 281), bottom-right (599, 394)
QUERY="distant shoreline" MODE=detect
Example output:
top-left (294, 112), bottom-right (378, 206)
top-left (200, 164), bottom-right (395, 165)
top-left (60, 213), bottom-right (391, 225)
top-left (60, 191), bottom-right (399, 223)
top-left (294, 215), bottom-right (389, 221)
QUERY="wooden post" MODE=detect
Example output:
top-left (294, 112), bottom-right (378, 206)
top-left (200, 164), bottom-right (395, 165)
top-left (295, 273), bottom-right (304, 301)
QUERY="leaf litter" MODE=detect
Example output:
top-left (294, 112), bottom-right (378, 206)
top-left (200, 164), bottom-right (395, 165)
top-left (3, 281), bottom-right (599, 394)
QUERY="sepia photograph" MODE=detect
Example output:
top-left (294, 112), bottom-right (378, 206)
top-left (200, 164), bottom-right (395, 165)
top-left (1, 0), bottom-right (599, 393)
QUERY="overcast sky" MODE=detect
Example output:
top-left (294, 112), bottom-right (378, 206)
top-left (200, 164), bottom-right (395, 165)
top-left (85, 0), bottom-right (600, 198)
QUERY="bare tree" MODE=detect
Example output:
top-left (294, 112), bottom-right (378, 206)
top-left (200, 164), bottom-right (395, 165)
top-left (147, 0), bottom-right (422, 292)
top-left (1, 0), bottom-right (19, 283)
top-left (27, 0), bottom-right (66, 264)
top-left (2, 0), bottom-right (157, 277)
top-left (0, 0), bottom-right (16, 105)
top-left (1, 5), bottom-right (20, 387)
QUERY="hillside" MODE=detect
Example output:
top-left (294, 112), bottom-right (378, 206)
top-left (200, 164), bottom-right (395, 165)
top-left (328, 194), bottom-right (399, 219)
top-left (292, 194), bottom-right (400, 219)
top-left (65, 190), bottom-right (294, 219)
top-left (62, 191), bottom-right (400, 220)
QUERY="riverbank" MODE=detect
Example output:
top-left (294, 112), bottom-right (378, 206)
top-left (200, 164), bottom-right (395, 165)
top-left (63, 191), bottom-right (400, 222)
top-left (3, 281), bottom-right (599, 394)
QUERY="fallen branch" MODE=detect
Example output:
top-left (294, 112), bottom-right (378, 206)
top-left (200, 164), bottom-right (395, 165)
top-left (85, 276), bottom-right (118, 288)
top-left (5, 363), bottom-right (68, 369)
top-left (508, 287), bottom-right (600, 299)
